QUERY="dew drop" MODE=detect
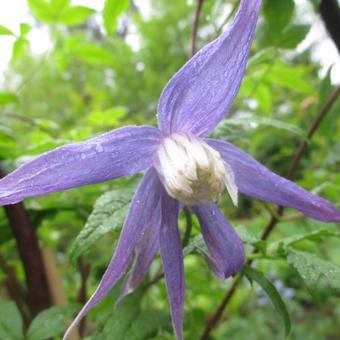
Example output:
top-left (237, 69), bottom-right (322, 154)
top-left (96, 144), bottom-right (104, 153)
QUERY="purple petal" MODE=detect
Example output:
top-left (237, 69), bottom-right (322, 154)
top-left (208, 139), bottom-right (340, 223)
top-left (118, 202), bottom-right (161, 302)
top-left (63, 169), bottom-right (162, 340)
top-left (193, 203), bottom-right (245, 279)
top-left (159, 192), bottom-right (184, 340)
top-left (0, 126), bottom-right (163, 205)
top-left (157, 0), bottom-right (262, 136)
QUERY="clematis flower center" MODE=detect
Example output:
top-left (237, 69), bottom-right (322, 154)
top-left (155, 133), bottom-right (238, 206)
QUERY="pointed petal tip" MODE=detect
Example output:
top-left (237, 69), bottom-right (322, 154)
top-left (157, 0), bottom-right (262, 136)
top-left (208, 139), bottom-right (340, 224)
top-left (194, 204), bottom-right (245, 280)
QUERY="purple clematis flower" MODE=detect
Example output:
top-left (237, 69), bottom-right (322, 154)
top-left (0, 0), bottom-right (339, 339)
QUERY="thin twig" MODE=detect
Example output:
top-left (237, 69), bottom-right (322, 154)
top-left (182, 207), bottom-right (193, 247)
top-left (190, 0), bottom-right (205, 58)
top-left (200, 85), bottom-right (340, 340)
top-left (77, 257), bottom-right (91, 337)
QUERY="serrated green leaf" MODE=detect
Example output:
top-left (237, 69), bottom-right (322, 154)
top-left (242, 266), bottom-right (291, 337)
top-left (27, 305), bottom-right (79, 340)
top-left (70, 184), bottom-right (137, 261)
top-left (59, 6), bottom-right (95, 26)
top-left (279, 24), bottom-right (310, 49)
top-left (0, 24), bottom-right (14, 36)
top-left (0, 297), bottom-right (23, 340)
top-left (0, 92), bottom-right (19, 105)
top-left (268, 228), bottom-right (340, 255)
top-left (214, 115), bottom-right (304, 137)
top-left (103, 0), bottom-right (129, 35)
top-left (287, 250), bottom-right (340, 290)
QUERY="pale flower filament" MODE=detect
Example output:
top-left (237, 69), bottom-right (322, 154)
top-left (156, 133), bottom-right (238, 206)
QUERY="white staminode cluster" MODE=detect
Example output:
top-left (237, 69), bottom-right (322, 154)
top-left (156, 133), bottom-right (238, 206)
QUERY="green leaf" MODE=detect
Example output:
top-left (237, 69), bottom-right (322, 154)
top-left (12, 37), bottom-right (30, 62)
top-left (260, 0), bottom-right (296, 48)
top-left (124, 310), bottom-right (170, 340)
top-left (183, 234), bottom-right (205, 256)
top-left (103, 0), bottom-right (129, 35)
top-left (69, 183), bottom-right (137, 261)
top-left (100, 290), bottom-right (142, 339)
top-left (234, 225), bottom-right (267, 253)
top-left (100, 290), bottom-right (170, 340)
top-left (279, 24), bottom-right (310, 49)
top-left (268, 228), bottom-right (340, 255)
top-left (0, 297), bottom-right (23, 340)
top-left (242, 266), bottom-right (291, 337)
top-left (27, 305), bottom-right (79, 340)
top-left (0, 24), bottom-right (14, 36)
top-left (49, 0), bottom-right (69, 13)
top-left (0, 92), bottom-right (19, 105)
top-left (287, 250), bottom-right (340, 290)
top-left (215, 115), bottom-right (304, 136)
top-left (72, 44), bottom-right (116, 66)
top-left (263, 0), bottom-right (294, 32)
top-left (20, 23), bottom-right (31, 36)
top-left (266, 62), bottom-right (315, 94)
top-left (27, 0), bottom-right (55, 23)
top-left (59, 6), bottom-right (95, 26)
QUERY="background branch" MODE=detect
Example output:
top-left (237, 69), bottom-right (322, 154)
top-left (0, 166), bottom-right (51, 317)
top-left (320, 0), bottom-right (340, 54)
top-left (190, 0), bottom-right (205, 57)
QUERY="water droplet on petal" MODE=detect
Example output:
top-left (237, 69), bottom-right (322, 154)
top-left (96, 144), bottom-right (104, 153)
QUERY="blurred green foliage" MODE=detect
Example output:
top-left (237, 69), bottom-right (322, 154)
top-left (0, 0), bottom-right (339, 339)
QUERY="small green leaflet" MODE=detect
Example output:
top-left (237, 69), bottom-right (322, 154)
top-left (212, 114), bottom-right (304, 140)
top-left (0, 24), bottom-right (14, 36)
top-left (99, 290), bottom-right (170, 340)
top-left (268, 228), bottom-right (340, 256)
top-left (263, 0), bottom-right (295, 33)
top-left (59, 6), bottom-right (95, 26)
top-left (27, 305), bottom-right (79, 340)
top-left (242, 266), bottom-right (291, 337)
top-left (0, 297), bottom-right (23, 340)
top-left (103, 0), bottom-right (129, 36)
top-left (287, 250), bottom-right (340, 290)
top-left (279, 24), bottom-right (310, 49)
top-left (235, 225), bottom-right (267, 253)
top-left (69, 183), bottom-right (137, 262)
top-left (183, 234), bottom-right (205, 256)
top-left (0, 92), bottom-right (19, 105)
top-left (72, 44), bottom-right (116, 67)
